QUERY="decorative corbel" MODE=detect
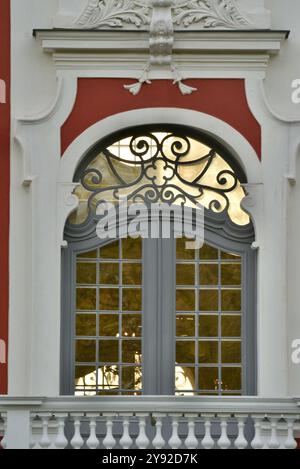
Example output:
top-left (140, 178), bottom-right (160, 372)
top-left (124, 0), bottom-right (197, 96)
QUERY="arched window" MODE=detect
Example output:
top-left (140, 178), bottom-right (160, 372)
top-left (61, 125), bottom-right (256, 396)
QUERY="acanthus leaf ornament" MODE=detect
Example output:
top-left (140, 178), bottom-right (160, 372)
top-left (75, 0), bottom-right (151, 29)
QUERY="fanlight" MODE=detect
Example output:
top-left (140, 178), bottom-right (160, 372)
top-left (69, 129), bottom-right (249, 226)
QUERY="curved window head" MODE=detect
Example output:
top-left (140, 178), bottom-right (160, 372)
top-left (69, 126), bottom-right (250, 227)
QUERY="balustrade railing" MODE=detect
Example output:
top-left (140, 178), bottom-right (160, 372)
top-left (0, 397), bottom-right (299, 450)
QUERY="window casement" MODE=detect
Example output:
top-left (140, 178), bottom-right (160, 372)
top-left (61, 125), bottom-right (256, 396)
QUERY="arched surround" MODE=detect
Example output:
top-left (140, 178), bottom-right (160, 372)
top-left (10, 85), bottom-right (300, 397)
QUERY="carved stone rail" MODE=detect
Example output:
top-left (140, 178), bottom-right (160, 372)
top-left (0, 396), bottom-right (299, 449)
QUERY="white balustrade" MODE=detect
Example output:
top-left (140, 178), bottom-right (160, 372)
top-left (0, 397), bottom-right (299, 450)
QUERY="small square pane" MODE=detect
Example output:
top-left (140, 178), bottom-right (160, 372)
top-left (76, 314), bottom-right (96, 337)
top-left (76, 288), bottom-right (96, 310)
top-left (221, 264), bottom-right (241, 286)
top-left (75, 366), bottom-right (97, 395)
top-left (77, 263), bottom-right (97, 284)
top-left (122, 366), bottom-right (142, 390)
top-left (99, 315), bottom-right (119, 337)
top-left (176, 265), bottom-right (195, 285)
top-left (199, 341), bottom-right (219, 363)
top-left (199, 290), bottom-right (218, 311)
top-left (221, 290), bottom-right (241, 311)
top-left (221, 251), bottom-right (240, 260)
top-left (221, 367), bottom-right (241, 391)
top-left (200, 264), bottom-right (218, 285)
top-left (75, 340), bottom-right (96, 363)
top-left (199, 315), bottom-right (218, 337)
top-left (199, 367), bottom-right (219, 391)
top-left (222, 315), bottom-right (241, 337)
top-left (122, 289), bottom-right (142, 311)
top-left (200, 244), bottom-right (218, 260)
top-left (176, 238), bottom-right (195, 260)
top-left (122, 314), bottom-right (142, 337)
top-left (99, 264), bottom-right (119, 284)
top-left (78, 250), bottom-right (97, 259)
top-left (175, 366), bottom-right (196, 392)
top-left (221, 341), bottom-right (241, 363)
top-left (98, 365), bottom-right (119, 390)
top-left (100, 241), bottom-right (119, 259)
top-left (176, 341), bottom-right (195, 364)
top-left (176, 315), bottom-right (195, 337)
top-left (99, 288), bottom-right (119, 311)
top-left (122, 340), bottom-right (142, 363)
top-left (99, 340), bottom-right (119, 362)
top-left (122, 238), bottom-right (142, 259)
top-left (122, 264), bottom-right (142, 285)
top-left (176, 290), bottom-right (195, 311)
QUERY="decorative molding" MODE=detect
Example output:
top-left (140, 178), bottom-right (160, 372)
top-left (74, 0), bottom-right (151, 29)
top-left (172, 0), bottom-right (251, 29)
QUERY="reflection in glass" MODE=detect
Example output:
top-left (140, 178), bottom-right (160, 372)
top-left (176, 265), bottom-right (195, 285)
top-left (221, 341), bottom-right (241, 363)
top-left (122, 289), bottom-right (142, 311)
top-left (77, 263), bottom-right (97, 284)
top-left (122, 264), bottom-right (142, 285)
top-left (122, 315), bottom-right (142, 337)
top-left (221, 315), bottom-right (241, 337)
top-left (221, 264), bottom-right (241, 285)
top-left (100, 242), bottom-right (119, 259)
top-left (122, 340), bottom-right (142, 363)
top-left (176, 341), bottom-right (195, 363)
top-left (176, 290), bottom-right (195, 311)
top-left (175, 366), bottom-right (195, 394)
top-left (222, 367), bottom-right (241, 391)
top-left (99, 340), bottom-right (119, 363)
top-left (200, 264), bottom-right (218, 285)
top-left (76, 314), bottom-right (96, 337)
top-left (99, 263), bottom-right (119, 285)
top-left (76, 288), bottom-right (96, 310)
top-left (199, 367), bottom-right (219, 391)
top-left (122, 366), bottom-right (142, 390)
top-left (176, 315), bottom-right (195, 337)
top-left (199, 315), bottom-right (218, 337)
top-left (221, 290), bottom-right (241, 311)
top-left (199, 341), bottom-right (218, 363)
top-left (99, 314), bottom-right (119, 337)
top-left (76, 340), bottom-right (96, 363)
top-left (122, 238), bottom-right (142, 259)
top-left (199, 290), bottom-right (218, 311)
top-left (99, 288), bottom-right (119, 310)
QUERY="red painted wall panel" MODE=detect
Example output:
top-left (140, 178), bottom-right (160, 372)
top-left (0, 0), bottom-right (10, 395)
top-left (61, 78), bottom-right (261, 159)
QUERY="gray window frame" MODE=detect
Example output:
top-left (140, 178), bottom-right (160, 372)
top-left (61, 211), bottom-right (256, 396)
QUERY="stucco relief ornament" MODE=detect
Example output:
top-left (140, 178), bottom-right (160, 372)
top-left (75, 0), bottom-right (151, 29)
top-left (173, 0), bottom-right (251, 29)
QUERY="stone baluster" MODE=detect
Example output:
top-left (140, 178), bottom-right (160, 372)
top-left (86, 413), bottom-right (100, 450)
top-left (184, 414), bottom-right (198, 449)
top-left (234, 415), bottom-right (248, 449)
top-left (201, 414), bottom-right (215, 449)
top-left (103, 413), bottom-right (116, 449)
top-left (168, 414), bottom-right (182, 449)
top-left (119, 413), bottom-right (133, 450)
top-left (0, 413), bottom-right (7, 450)
top-left (135, 414), bottom-right (150, 449)
top-left (283, 416), bottom-right (298, 450)
top-left (54, 414), bottom-right (68, 449)
top-left (251, 415), bottom-right (265, 449)
top-left (266, 416), bottom-right (280, 449)
top-left (217, 415), bottom-right (231, 449)
top-left (70, 413), bottom-right (84, 449)
top-left (152, 414), bottom-right (166, 449)
top-left (39, 414), bottom-right (51, 449)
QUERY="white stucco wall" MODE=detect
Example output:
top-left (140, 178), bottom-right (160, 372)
top-left (9, 0), bottom-right (300, 397)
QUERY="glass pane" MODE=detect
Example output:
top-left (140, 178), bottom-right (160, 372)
top-left (76, 314), bottom-right (96, 337)
top-left (199, 341), bottom-right (219, 363)
top-left (77, 263), bottom-right (97, 284)
top-left (78, 250), bottom-right (97, 259)
top-left (122, 366), bottom-right (142, 390)
top-left (176, 341), bottom-right (195, 364)
top-left (99, 340), bottom-right (119, 362)
top-left (75, 367), bottom-right (97, 396)
top-left (100, 241), bottom-right (119, 259)
top-left (122, 315), bottom-right (142, 337)
top-left (221, 264), bottom-right (241, 286)
top-left (98, 366), bottom-right (119, 391)
top-left (99, 315), bottom-right (119, 337)
top-left (75, 340), bottom-right (96, 362)
top-left (176, 238), bottom-right (195, 260)
top-left (99, 263), bottom-right (119, 284)
top-left (76, 288), bottom-right (96, 310)
top-left (222, 315), bottom-right (241, 337)
top-left (122, 340), bottom-right (142, 363)
top-left (175, 366), bottom-right (195, 392)
top-left (199, 367), bottom-right (219, 391)
top-left (221, 251), bottom-right (240, 260)
top-left (200, 245), bottom-right (218, 260)
top-left (221, 367), bottom-right (241, 391)
top-left (122, 289), bottom-right (142, 311)
top-left (176, 290), bottom-right (195, 311)
top-left (99, 288), bottom-right (119, 310)
top-left (176, 315), bottom-right (195, 337)
top-left (122, 264), bottom-right (142, 285)
top-left (221, 341), bottom-right (241, 363)
top-left (122, 238), bottom-right (142, 259)
top-left (221, 290), bottom-right (241, 311)
top-left (199, 290), bottom-right (218, 311)
top-left (176, 265), bottom-right (195, 285)
top-left (200, 264), bottom-right (218, 285)
top-left (199, 315), bottom-right (218, 337)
